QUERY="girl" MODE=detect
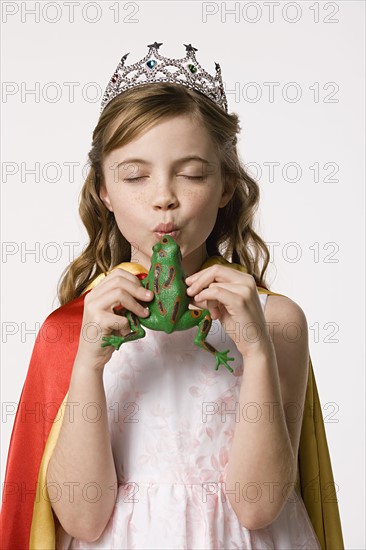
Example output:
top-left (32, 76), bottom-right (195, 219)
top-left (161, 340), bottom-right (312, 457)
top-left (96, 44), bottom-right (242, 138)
top-left (1, 42), bottom-right (343, 549)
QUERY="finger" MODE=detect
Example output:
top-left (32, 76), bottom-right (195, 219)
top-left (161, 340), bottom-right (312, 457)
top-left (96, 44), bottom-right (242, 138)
top-left (186, 266), bottom-right (254, 294)
top-left (186, 264), bottom-right (246, 283)
top-left (91, 284), bottom-right (152, 318)
top-left (98, 311), bottom-right (133, 338)
top-left (110, 267), bottom-right (147, 281)
top-left (193, 284), bottom-right (243, 310)
top-left (99, 267), bottom-right (148, 288)
top-left (97, 276), bottom-right (153, 302)
top-left (207, 299), bottom-right (220, 320)
top-left (193, 281), bottom-right (256, 300)
top-left (192, 303), bottom-right (220, 320)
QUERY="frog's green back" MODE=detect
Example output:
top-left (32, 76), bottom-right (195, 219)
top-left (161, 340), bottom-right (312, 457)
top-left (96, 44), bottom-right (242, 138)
top-left (139, 235), bottom-right (192, 332)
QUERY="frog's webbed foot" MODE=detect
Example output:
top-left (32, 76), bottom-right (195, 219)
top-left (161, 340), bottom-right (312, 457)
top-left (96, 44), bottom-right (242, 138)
top-left (194, 313), bottom-right (235, 373)
top-left (213, 349), bottom-right (235, 373)
top-left (101, 334), bottom-right (124, 350)
top-left (101, 311), bottom-right (146, 350)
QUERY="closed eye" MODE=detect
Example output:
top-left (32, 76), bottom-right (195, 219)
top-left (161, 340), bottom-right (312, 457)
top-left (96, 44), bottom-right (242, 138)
top-left (125, 175), bottom-right (204, 182)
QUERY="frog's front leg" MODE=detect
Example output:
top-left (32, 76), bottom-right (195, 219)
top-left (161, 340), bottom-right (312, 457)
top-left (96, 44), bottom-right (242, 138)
top-left (177, 309), bottom-right (235, 373)
top-left (101, 311), bottom-right (146, 350)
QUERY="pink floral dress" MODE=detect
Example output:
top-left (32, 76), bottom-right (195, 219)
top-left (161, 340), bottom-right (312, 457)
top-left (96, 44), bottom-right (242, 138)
top-left (56, 293), bottom-right (321, 549)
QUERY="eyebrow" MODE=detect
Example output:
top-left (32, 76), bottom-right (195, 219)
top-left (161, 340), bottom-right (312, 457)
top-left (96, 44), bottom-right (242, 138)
top-left (116, 156), bottom-right (211, 168)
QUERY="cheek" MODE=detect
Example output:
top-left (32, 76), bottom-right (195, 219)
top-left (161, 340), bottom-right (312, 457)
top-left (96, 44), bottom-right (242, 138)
top-left (122, 190), bottom-right (150, 207)
top-left (112, 190), bottom-right (149, 214)
top-left (183, 187), bottom-right (222, 215)
top-left (181, 186), bottom-right (213, 205)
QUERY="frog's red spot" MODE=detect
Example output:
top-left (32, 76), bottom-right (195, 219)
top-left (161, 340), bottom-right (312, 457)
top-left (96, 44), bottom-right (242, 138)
top-left (162, 266), bottom-right (175, 289)
top-left (201, 317), bottom-right (211, 336)
top-left (202, 341), bottom-right (215, 353)
top-left (157, 300), bottom-right (167, 315)
top-left (137, 273), bottom-right (148, 280)
top-left (153, 264), bottom-right (161, 294)
top-left (130, 313), bottom-right (139, 327)
top-left (190, 309), bottom-right (201, 318)
top-left (171, 298), bottom-right (180, 323)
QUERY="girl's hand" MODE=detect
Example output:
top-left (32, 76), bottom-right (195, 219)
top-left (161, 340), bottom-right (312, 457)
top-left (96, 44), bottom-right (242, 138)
top-left (185, 265), bottom-right (274, 359)
top-left (76, 269), bottom-right (154, 370)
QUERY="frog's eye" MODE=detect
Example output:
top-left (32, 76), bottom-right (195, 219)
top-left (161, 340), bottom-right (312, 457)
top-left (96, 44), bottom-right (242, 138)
top-left (162, 238), bottom-right (168, 244)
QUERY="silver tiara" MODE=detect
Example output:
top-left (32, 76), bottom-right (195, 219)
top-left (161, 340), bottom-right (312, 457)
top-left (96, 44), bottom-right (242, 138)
top-left (100, 41), bottom-right (228, 114)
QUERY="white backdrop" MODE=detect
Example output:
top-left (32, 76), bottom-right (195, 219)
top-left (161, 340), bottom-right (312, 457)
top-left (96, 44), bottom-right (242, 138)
top-left (1, 1), bottom-right (365, 547)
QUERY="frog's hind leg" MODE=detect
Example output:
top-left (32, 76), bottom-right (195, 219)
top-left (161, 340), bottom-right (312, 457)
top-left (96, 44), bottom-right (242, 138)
top-left (194, 313), bottom-right (235, 373)
top-left (102, 311), bottom-right (146, 351)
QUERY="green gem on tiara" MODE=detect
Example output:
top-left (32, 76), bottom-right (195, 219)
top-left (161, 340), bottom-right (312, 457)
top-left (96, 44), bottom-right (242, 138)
top-left (147, 59), bottom-right (157, 69)
top-left (188, 64), bottom-right (197, 74)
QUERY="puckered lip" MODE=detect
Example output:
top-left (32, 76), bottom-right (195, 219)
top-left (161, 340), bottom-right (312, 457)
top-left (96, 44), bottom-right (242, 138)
top-left (153, 222), bottom-right (179, 233)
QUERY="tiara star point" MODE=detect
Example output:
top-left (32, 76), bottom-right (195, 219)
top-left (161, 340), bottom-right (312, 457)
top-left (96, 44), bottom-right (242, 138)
top-left (183, 43), bottom-right (198, 53)
top-left (147, 41), bottom-right (163, 50)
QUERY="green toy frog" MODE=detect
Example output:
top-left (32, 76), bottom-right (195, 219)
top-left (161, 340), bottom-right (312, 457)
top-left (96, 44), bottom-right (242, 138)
top-left (101, 235), bottom-right (235, 373)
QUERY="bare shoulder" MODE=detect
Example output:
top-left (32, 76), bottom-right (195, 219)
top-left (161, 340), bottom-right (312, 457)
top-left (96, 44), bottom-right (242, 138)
top-left (264, 293), bottom-right (308, 330)
top-left (263, 293), bottom-right (309, 366)
top-left (262, 294), bottom-right (308, 350)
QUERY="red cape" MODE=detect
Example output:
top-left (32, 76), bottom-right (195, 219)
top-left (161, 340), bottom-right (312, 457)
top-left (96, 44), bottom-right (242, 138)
top-left (1, 291), bottom-right (90, 548)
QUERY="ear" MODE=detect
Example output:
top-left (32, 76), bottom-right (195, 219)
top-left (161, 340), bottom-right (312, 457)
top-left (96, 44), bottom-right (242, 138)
top-left (218, 182), bottom-right (235, 209)
top-left (99, 184), bottom-right (113, 212)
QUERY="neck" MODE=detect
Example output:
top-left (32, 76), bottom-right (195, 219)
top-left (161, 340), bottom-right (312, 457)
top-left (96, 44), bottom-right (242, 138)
top-left (181, 246), bottom-right (210, 278)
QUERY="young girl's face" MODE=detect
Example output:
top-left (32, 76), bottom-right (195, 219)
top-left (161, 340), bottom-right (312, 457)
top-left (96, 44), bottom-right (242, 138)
top-left (100, 114), bottom-right (233, 275)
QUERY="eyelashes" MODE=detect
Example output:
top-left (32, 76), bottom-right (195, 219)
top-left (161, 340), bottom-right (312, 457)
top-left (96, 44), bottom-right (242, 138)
top-left (124, 176), bottom-right (205, 182)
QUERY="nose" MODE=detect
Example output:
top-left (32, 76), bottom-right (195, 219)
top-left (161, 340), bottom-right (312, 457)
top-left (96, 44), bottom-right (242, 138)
top-left (152, 177), bottom-right (179, 210)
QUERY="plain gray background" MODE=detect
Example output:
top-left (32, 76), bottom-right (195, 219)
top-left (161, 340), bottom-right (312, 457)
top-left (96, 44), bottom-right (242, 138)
top-left (1, 1), bottom-right (365, 547)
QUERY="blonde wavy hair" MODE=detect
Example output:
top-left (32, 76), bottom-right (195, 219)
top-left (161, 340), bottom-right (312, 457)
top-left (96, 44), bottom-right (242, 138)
top-left (57, 83), bottom-right (270, 306)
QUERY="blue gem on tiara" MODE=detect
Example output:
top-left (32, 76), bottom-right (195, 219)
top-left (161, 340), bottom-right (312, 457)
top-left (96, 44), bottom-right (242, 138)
top-left (146, 59), bottom-right (157, 69)
top-left (100, 41), bottom-right (228, 114)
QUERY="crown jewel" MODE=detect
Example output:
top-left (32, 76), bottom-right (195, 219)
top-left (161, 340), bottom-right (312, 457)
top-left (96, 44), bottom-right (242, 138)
top-left (100, 41), bottom-right (228, 114)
